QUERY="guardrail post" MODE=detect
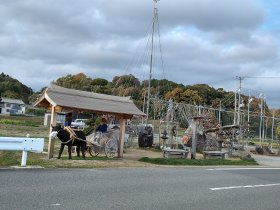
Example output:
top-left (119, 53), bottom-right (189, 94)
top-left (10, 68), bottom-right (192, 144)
top-left (21, 151), bottom-right (28, 167)
top-left (0, 137), bottom-right (44, 167)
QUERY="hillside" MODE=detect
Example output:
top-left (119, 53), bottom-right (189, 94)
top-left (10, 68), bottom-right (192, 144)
top-left (0, 72), bottom-right (273, 116)
top-left (0, 72), bottom-right (33, 104)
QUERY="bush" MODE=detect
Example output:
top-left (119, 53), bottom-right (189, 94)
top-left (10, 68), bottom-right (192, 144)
top-left (26, 108), bottom-right (46, 116)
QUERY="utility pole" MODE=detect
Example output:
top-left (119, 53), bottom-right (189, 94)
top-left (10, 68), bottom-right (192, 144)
top-left (259, 93), bottom-right (263, 145)
top-left (236, 76), bottom-right (244, 125)
top-left (247, 89), bottom-right (253, 123)
top-left (218, 100), bottom-right (221, 124)
top-left (271, 110), bottom-right (275, 150)
top-left (146, 0), bottom-right (160, 120)
top-left (234, 90), bottom-right (237, 125)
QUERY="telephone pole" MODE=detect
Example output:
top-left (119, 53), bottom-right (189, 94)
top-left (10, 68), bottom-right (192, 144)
top-left (236, 76), bottom-right (244, 125)
top-left (259, 93), bottom-right (264, 145)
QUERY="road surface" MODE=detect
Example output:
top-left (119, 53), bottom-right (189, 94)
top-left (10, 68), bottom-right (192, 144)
top-left (1, 167), bottom-right (280, 210)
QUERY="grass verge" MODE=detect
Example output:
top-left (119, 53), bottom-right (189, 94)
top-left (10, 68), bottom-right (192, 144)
top-left (0, 119), bottom-right (40, 127)
top-left (0, 151), bottom-right (120, 168)
top-left (139, 157), bottom-right (258, 166)
top-left (0, 151), bottom-right (21, 166)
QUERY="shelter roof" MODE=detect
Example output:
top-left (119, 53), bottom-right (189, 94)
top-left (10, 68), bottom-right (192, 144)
top-left (34, 84), bottom-right (145, 118)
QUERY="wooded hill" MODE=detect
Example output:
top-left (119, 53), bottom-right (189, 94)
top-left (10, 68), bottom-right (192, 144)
top-left (0, 73), bottom-right (33, 104)
top-left (1, 72), bottom-right (279, 118)
top-left (53, 73), bottom-right (278, 118)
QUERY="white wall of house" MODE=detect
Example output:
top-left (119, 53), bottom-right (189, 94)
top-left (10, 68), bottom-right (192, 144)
top-left (0, 98), bottom-right (26, 115)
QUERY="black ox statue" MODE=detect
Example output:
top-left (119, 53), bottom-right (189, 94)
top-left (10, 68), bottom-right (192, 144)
top-left (50, 125), bottom-right (87, 159)
top-left (138, 125), bottom-right (153, 148)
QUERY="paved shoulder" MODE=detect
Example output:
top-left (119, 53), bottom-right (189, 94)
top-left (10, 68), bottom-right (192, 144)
top-left (252, 154), bottom-right (280, 167)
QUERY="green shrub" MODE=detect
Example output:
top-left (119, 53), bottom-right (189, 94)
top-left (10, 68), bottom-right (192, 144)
top-left (139, 157), bottom-right (258, 166)
top-left (0, 119), bottom-right (40, 127)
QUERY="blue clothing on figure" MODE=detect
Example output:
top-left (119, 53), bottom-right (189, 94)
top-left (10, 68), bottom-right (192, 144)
top-left (96, 123), bottom-right (108, 133)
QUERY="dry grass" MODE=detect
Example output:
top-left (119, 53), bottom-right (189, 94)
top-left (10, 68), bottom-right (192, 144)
top-left (0, 124), bottom-right (49, 137)
top-left (0, 115), bottom-right (49, 138)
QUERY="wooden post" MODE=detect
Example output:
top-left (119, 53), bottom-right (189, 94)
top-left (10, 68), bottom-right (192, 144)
top-left (191, 116), bottom-right (204, 159)
top-left (191, 119), bottom-right (197, 159)
top-left (48, 106), bottom-right (57, 159)
top-left (118, 117), bottom-right (126, 158)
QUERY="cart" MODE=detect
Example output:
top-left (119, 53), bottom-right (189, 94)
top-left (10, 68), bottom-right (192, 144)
top-left (86, 129), bottom-right (119, 158)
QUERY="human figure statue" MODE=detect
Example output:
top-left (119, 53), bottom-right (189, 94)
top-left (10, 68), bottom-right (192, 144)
top-left (96, 118), bottom-right (108, 133)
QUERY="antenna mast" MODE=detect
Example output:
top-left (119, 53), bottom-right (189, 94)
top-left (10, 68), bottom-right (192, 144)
top-left (146, 0), bottom-right (160, 120)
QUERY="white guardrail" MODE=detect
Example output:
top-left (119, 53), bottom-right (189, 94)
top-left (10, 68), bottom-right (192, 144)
top-left (0, 137), bottom-right (44, 167)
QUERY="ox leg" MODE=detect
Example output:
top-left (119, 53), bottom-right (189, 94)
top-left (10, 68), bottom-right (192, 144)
top-left (58, 144), bottom-right (65, 159)
top-left (81, 143), bottom-right (86, 159)
top-left (76, 145), bottom-right (81, 157)
top-left (68, 145), bottom-right (72, 159)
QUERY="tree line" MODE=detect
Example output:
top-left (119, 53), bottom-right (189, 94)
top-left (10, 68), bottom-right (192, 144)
top-left (1, 71), bottom-right (280, 119)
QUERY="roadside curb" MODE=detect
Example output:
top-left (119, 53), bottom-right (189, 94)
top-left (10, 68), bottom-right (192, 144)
top-left (0, 165), bottom-right (44, 170)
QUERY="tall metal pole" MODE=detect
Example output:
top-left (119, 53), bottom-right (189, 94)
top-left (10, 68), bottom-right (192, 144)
top-left (272, 110), bottom-right (275, 140)
top-left (218, 100), bottom-right (221, 124)
top-left (234, 90), bottom-right (237, 125)
top-left (146, 0), bottom-right (159, 120)
top-left (259, 93), bottom-right (263, 145)
top-left (236, 76), bottom-right (243, 125)
top-left (247, 90), bottom-right (252, 147)
top-left (271, 110), bottom-right (275, 150)
top-left (262, 99), bottom-right (266, 142)
top-left (247, 89), bottom-right (251, 123)
top-left (143, 90), bottom-right (146, 113)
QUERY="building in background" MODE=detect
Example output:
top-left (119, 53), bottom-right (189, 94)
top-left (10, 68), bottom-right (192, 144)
top-left (0, 97), bottom-right (26, 115)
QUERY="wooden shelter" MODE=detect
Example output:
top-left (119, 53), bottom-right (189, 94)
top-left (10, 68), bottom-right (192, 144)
top-left (34, 84), bottom-right (145, 159)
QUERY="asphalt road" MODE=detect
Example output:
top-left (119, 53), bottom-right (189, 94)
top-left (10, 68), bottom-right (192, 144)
top-left (1, 167), bottom-right (280, 210)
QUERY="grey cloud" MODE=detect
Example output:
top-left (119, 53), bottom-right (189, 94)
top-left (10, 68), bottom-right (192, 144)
top-left (223, 36), bottom-right (278, 62)
top-left (0, 0), bottom-right (279, 107)
top-left (158, 0), bottom-right (264, 31)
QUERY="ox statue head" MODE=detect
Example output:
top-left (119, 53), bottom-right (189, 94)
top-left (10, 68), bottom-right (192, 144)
top-left (49, 124), bottom-right (63, 140)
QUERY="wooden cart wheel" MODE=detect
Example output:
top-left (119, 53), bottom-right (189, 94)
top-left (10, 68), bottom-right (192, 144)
top-left (105, 139), bottom-right (118, 158)
top-left (88, 145), bottom-right (99, 157)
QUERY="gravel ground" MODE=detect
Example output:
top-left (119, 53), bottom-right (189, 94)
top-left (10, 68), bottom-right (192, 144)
top-left (251, 154), bottom-right (280, 167)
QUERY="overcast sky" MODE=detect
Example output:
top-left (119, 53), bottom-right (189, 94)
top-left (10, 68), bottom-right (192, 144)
top-left (1, 0), bottom-right (280, 108)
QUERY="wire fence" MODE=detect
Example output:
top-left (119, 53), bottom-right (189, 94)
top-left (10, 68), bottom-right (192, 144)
top-left (149, 99), bottom-right (280, 145)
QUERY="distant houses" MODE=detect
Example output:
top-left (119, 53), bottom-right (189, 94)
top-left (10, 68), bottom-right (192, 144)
top-left (0, 97), bottom-right (26, 115)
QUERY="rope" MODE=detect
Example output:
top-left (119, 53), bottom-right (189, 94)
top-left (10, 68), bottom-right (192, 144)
top-left (61, 126), bottom-right (87, 144)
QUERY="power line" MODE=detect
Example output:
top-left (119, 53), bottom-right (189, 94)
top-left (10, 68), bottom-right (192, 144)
top-left (245, 76), bottom-right (280, 79)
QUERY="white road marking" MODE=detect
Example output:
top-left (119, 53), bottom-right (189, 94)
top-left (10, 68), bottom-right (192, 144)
top-left (207, 168), bottom-right (280, 171)
top-left (210, 183), bottom-right (280, 191)
top-left (49, 203), bottom-right (62, 206)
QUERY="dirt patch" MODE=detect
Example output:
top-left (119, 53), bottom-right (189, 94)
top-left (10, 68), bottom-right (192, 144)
top-left (123, 148), bottom-right (163, 161)
top-left (43, 147), bottom-right (206, 168)
top-left (41, 148), bottom-right (164, 168)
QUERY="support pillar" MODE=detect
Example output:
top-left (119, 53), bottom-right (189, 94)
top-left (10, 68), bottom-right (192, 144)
top-left (48, 106), bottom-right (57, 159)
top-left (118, 117), bottom-right (126, 158)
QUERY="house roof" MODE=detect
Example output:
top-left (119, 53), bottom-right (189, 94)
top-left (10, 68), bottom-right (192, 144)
top-left (34, 84), bottom-right (145, 118)
top-left (0, 97), bottom-right (25, 105)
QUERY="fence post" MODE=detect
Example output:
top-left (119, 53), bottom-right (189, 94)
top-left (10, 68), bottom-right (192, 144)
top-left (21, 151), bottom-right (28, 167)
